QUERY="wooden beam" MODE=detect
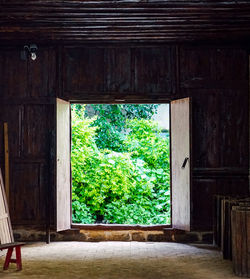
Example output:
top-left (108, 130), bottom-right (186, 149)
top-left (1, 1), bottom-right (250, 43)
top-left (4, 123), bottom-right (9, 206)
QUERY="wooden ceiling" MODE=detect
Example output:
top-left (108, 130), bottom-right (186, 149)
top-left (1, 1), bottom-right (250, 44)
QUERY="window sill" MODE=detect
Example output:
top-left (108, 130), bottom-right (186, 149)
top-left (72, 223), bottom-right (172, 231)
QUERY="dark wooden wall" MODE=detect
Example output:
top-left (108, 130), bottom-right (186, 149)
top-left (0, 48), bottom-right (56, 227)
top-left (181, 46), bottom-right (249, 229)
top-left (0, 44), bottom-right (248, 231)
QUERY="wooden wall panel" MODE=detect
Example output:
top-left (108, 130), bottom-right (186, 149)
top-left (22, 105), bottom-right (52, 157)
top-left (0, 47), bottom-right (56, 228)
top-left (179, 46), bottom-right (249, 230)
top-left (1, 105), bottom-right (23, 159)
top-left (1, 104), bottom-right (54, 227)
top-left (192, 179), bottom-right (216, 231)
top-left (215, 48), bottom-right (248, 81)
top-left (134, 47), bottom-right (175, 95)
top-left (192, 178), bottom-right (249, 230)
top-left (1, 48), bottom-right (56, 100)
top-left (192, 92), bottom-right (220, 169)
top-left (105, 48), bottom-right (132, 94)
top-left (63, 46), bottom-right (176, 99)
top-left (0, 114), bottom-right (4, 159)
top-left (2, 51), bottom-right (28, 99)
top-left (0, 44), bottom-right (248, 231)
top-left (11, 163), bottom-right (41, 224)
top-left (219, 93), bottom-right (248, 168)
top-left (180, 48), bottom-right (214, 89)
top-left (180, 47), bottom-right (248, 90)
top-left (0, 52), bottom-right (4, 98)
top-left (1, 104), bottom-right (54, 159)
top-left (29, 48), bottom-right (56, 98)
top-left (191, 91), bottom-right (249, 169)
top-left (63, 47), bottom-right (105, 97)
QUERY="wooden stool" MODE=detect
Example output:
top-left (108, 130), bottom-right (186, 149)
top-left (0, 242), bottom-right (24, 271)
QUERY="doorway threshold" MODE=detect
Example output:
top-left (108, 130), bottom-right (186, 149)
top-left (72, 223), bottom-right (171, 231)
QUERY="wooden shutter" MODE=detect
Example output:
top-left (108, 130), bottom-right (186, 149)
top-left (0, 168), bottom-right (14, 244)
top-left (171, 97), bottom-right (191, 231)
top-left (56, 98), bottom-right (71, 232)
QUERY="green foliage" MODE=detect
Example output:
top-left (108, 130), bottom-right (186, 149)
top-left (71, 104), bottom-right (171, 225)
top-left (84, 104), bottom-right (159, 152)
top-left (72, 201), bottom-right (95, 224)
top-left (125, 118), bottom-right (170, 169)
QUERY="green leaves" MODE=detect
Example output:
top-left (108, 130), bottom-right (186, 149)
top-left (71, 104), bottom-right (171, 225)
top-left (72, 201), bottom-right (95, 224)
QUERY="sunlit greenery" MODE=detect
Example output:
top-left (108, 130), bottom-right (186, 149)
top-left (71, 104), bottom-right (170, 225)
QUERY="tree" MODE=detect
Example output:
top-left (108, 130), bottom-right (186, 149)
top-left (84, 104), bottom-right (159, 151)
top-left (71, 104), bottom-right (171, 225)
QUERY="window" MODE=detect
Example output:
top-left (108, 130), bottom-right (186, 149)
top-left (55, 98), bottom-right (191, 231)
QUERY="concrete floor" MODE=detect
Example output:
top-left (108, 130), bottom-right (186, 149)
top-left (0, 241), bottom-right (237, 279)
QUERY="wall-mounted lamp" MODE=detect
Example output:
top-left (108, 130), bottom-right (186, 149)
top-left (21, 44), bottom-right (38, 61)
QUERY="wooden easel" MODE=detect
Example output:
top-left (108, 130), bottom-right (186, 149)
top-left (0, 168), bottom-right (24, 271)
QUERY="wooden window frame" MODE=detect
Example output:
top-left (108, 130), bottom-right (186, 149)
top-left (56, 97), bottom-right (191, 232)
top-left (70, 100), bottom-right (172, 231)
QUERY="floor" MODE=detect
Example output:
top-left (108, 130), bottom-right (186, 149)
top-left (0, 241), bottom-right (237, 279)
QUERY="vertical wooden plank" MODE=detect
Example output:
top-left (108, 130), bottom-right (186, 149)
top-left (232, 207), bottom-right (240, 275)
top-left (3, 50), bottom-right (28, 99)
top-left (215, 48), bottom-right (248, 81)
top-left (56, 98), bottom-right (71, 232)
top-left (247, 210), bottom-right (250, 277)
top-left (221, 198), bottom-right (225, 253)
top-left (219, 93), bottom-right (248, 168)
top-left (180, 47), bottom-right (214, 89)
top-left (249, 55), bottom-right (250, 202)
top-left (4, 123), bottom-right (9, 206)
top-left (29, 48), bottom-right (56, 98)
top-left (221, 198), bottom-right (233, 259)
top-left (213, 195), bottom-right (224, 247)
top-left (11, 164), bottom-right (40, 223)
top-left (134, 47), bottom-right (174, 95)
top-left (192, 93), bottom-right (220, 168)
top-left (2, 105), bottom-right (23, 159)
top-left (171, 97), bottom-right (191, 231)
top-left (63, 47), bottom-right (104, 97)
top-left (241, 209), bottom-right (248, 276)
top-left (105, 48), bottom-right (131, 93)
top-left (23, 105), bottom-right (49, 157)
top-left (232, 206), bottom-right (250, 277)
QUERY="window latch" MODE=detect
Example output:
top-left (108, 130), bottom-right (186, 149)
top-left (181, 157), bottom-right (189, 169)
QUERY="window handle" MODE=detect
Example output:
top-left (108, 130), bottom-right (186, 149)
top-left (181, 157), bottom-right (189, 169)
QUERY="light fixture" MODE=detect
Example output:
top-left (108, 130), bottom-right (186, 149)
top-left (21, 44), bottom-right (38, 61)
top-left (31, 51), bottom-right (37, 61)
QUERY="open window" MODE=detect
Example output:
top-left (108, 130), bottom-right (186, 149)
top-left (171, 97), bottom-right (191, 231)
top-left (55, 97), bottom-right (191, 231)
top-left (56, 98), bottom-right (71, 231)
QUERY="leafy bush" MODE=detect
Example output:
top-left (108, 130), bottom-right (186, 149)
top-left (72, 201), bottom-right (95, 224)
top-left (84, 104), bottom-right (159, 151)
top-left (71, 104), bottom-right (171, 225)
